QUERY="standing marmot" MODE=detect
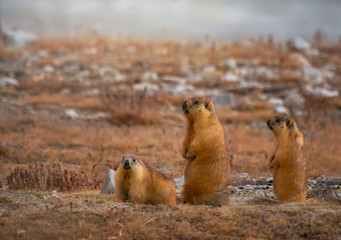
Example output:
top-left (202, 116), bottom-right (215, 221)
top-left (114, 154), bottom-right (176, 205)
top-left (267, 116), bottom-right (313, 202)
top-left (182, 97), bottom-right (230, 205)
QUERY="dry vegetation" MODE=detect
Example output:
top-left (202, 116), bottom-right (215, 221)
top-left (0, 36), bottom-right (340, 239)
top-left (0, 190), bottom-right (340, 239)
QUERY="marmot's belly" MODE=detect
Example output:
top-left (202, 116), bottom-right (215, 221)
top-left (274, 168), bottom-right (307, 201)
top-left (186, 157), bottom-right (227, 191)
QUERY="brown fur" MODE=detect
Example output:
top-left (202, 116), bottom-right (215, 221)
top-left (114, 154), bottom-right (176, 205)
top-left (267, 116), bottom-right (316, 203)
top-left (181, 97), bottom-right (230, 205)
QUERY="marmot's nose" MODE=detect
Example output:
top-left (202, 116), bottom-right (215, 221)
top-left (182, 101), bottom-right (189, 114)
top-left (267, 120), bottom-right (272, 130)
top-left (123, 159), bottom-right (131, 170)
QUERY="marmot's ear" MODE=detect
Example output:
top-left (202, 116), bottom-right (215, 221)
top-left (205, 100), bottom-right (213, 111)
top-left (286, 118), bottom-right (295, 130)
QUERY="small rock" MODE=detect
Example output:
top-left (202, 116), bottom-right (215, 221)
top-left (266, 192), bottom-right (275, 198)
top-left (315, 175), bottom-right (328, 183)
top-left (202, 65), bottom-right (216, 73)
top-left (219, 58), bottom-right (237, 70)
top-left (243, 184), bottom-right (255, 191)
top-left (175, 188), bottom-right (182, 194)
top-left (142, 71), bottom-right (158, 81)
top-left (259, 185), bottom-right (269, 190)
top-left (43, 65), bottom-right (54, 73)
top-left (287, 37), bottom-right (311, 51)
top-left (221, 72), bottom-right (239, 82)
top-left (284, 93), bottom-right (305, 108)
top-left (212, 94), bottom-right (235, 107)
top-left (337, 193), bottom-right (341, 198)
top-left (307, 179), bottom-right (317, 185)
top-left (65, 109), bottom-right (79, 119)
top-left (254, 190), bottom-right (266, 197)
top-left (330, 185), bottom-right (340, 190)
top-left (233, 173), bottom-right (249, 179)
top-left (2, 27), bottom-right (36, 49)
top-left (275, 106), bottom-right (290, 115)
top-left (173, 175), bottom-right (184, 187)
top-left (85, 89), bottom-right (100, 97)
top-left (257, 178), bottom-right (267, 185)
top-left (304, 85), bottom-right (339, 98)
top-left (266, 177), bottom-right (273, 183)
top-left (328, 178), bottom-right (341, 185)
top-left (239, 81), bottom-right (263, 89)
top-left (51, 190), bottom-right (60, 199)
top-left (100, 169), bottom-right (115, 194)
top-left (255, 66), bottom-right (278, 80)
top-left (269, 98), bottom-right (284, 106)
top-left (303, 67), bottom-right (334, 84)
top-left (0, 77), bottom-right (18, 88)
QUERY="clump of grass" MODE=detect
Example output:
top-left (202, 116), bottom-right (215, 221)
top-left (100, 87), bottom-right (162, 126)
top-left (6, 162), bottom-right (101, 191)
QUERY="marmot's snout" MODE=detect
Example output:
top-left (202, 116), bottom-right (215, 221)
top-left (182, 101), bottom-right (189, 114)
top-left (123, 159), bottom-right (131, 170)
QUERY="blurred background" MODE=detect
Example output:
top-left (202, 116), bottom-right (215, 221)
top-left (1, 0), bottom-right (341, 42)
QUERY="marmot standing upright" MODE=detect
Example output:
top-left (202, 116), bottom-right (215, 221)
top-left (267, 116), bottom-right (315, 202)
top-left (115, 154), bottom-right (176, 205)
top-left (181, 97), bottom-right (230, 205)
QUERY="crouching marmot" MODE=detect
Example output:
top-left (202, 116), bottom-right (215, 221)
top-left (115, 154), bottom-right (176, 205)
top-left (267, 116), bottom-right (317, 202)
top-left (181, 97), bottom-right (230, 205)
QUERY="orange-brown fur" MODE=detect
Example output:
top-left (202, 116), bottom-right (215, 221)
top-left (114, 154), bottom-right (176, 205)
top-left (181, 97), bottom-right (230, 205)
top-left (267, 116), bottom-right (313, 202)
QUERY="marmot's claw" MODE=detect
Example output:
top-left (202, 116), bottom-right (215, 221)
top-left (186, 154), bottom-right (196, 161)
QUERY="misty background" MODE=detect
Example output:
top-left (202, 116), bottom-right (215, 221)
top-left (1, 0), bottom-right (341, 42)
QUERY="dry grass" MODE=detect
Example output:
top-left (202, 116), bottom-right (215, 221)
top-left (6, 162), bottom-right (101, 191)
top-left (100, 87), bottom-right (163, 126)
top-left (0, 190), bottom-right (340, 240)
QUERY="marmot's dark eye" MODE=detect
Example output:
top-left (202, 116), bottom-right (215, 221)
top-left (133, 158), bottom-right (136, 162)
top-left (275, 118), bottom-right (281, 123)
top-left (194, 100), bottom-right (200, 105)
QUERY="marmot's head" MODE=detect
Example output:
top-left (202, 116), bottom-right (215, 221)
top-left (182, 97), bottom-right (215, 119)
top-left (120, 154), bottom-right (141, 172)
top-left (267, 116), bottom-right (303, 146)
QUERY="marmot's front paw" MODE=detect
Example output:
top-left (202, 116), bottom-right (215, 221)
top-left (185, 152), bottom-right (196, 161)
